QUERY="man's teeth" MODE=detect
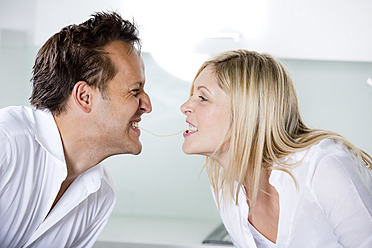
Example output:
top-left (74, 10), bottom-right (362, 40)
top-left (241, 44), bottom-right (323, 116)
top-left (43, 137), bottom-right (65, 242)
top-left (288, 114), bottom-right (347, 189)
top-left (132, 122), bottom-right (139, 128)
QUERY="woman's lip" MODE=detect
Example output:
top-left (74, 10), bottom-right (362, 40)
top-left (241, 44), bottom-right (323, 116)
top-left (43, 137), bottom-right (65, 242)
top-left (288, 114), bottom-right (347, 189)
top-left (186, 121), bottom-right (198, 129)
top-left (183, 130), bottom-right (195, 137)
top-left (186, 120), bottom-right (195, 126)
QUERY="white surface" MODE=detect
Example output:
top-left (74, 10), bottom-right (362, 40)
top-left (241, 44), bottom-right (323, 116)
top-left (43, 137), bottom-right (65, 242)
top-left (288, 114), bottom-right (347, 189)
top-left (95, 215), bottom-right (227, 248)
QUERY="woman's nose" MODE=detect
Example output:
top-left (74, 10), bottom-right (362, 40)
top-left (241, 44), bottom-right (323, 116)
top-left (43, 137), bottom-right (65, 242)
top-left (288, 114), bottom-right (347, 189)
top-left (140, 92), bottom-right (152, 113)
top-left (180, 99), bottom-right (192, 115)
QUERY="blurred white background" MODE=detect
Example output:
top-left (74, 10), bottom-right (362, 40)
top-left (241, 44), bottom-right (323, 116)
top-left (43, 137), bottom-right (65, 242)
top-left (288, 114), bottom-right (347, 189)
top-left (1, 0), bottom-right (372, 245)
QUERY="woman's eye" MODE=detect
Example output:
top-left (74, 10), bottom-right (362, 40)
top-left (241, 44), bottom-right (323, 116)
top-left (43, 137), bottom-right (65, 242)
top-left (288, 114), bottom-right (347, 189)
top-left (199, 95), bottom-right (207, 101)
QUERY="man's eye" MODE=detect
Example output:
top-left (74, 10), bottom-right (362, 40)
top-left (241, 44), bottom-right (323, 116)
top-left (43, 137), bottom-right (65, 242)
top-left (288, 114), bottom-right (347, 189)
top-left (131, 89), bottom-right (140, 94)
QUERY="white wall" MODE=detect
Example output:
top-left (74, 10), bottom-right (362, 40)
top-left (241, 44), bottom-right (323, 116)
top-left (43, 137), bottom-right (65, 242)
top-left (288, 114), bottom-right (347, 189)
top-left (284, 59), bottom-right (372, 155)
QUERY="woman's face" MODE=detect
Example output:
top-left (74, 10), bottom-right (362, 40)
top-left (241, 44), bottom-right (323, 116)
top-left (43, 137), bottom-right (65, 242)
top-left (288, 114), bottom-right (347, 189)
top-left (180, 66), bottom-right (230, 162)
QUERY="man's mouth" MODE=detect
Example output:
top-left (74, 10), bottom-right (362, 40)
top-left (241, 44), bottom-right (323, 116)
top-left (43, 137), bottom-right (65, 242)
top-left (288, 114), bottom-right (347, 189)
top-left (131, 122), bottom-right (139, 128)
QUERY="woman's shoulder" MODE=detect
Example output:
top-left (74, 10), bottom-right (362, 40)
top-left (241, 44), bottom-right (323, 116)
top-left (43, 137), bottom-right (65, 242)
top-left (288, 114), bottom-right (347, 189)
top-left (291, 138), bottom-right (353, 168)
top-left (295, 139), bottom-right (371, 189)
top-left (307, 138), bottom-right (348, 155)
top-left (308, 138), bottom-right (349, 154)
top-left (276, 138), bottom-right (369, 186)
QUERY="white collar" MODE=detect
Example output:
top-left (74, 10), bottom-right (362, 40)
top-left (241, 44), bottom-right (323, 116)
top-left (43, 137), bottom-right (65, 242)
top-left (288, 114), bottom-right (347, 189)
top-left (33, 108), bottom-right (65, 164)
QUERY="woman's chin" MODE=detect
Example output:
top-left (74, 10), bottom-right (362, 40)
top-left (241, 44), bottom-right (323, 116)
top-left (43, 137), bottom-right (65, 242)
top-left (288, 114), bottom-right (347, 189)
top-left (182, 144), bottom-right (198, 155)
top-left (182, 147), bottom-right (194, 155)
top-left (182, 148), bottom-right (208, 157)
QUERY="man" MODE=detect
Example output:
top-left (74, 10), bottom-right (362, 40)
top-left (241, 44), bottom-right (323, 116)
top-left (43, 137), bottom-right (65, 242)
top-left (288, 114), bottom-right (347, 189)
top-left (0, 11), bottom-right (152, 247)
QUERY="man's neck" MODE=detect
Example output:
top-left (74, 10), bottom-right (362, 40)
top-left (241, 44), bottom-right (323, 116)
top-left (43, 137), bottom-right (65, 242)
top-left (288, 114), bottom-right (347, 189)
top-left (53, 113), bottom-right (106, 179)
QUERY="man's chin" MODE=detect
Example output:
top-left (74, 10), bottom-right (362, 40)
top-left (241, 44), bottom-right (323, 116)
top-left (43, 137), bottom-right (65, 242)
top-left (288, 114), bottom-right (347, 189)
top-left (129, 142), bottom-right (142, 155)
top-left (131, 149), bottom-right (142, 155)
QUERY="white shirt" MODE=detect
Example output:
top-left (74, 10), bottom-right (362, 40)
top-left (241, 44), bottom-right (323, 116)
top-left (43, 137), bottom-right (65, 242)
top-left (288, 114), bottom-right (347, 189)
top-left (213, 139), bottom-right (372, 248)
top-left (248, 222), bottom-right (275, 248)
top-left (0, 106), bottom-right (116, 248)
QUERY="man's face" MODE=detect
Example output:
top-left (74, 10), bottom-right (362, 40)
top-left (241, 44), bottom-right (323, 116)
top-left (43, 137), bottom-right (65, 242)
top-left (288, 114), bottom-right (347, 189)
top-left (92, 41), bottom-right (152, 155)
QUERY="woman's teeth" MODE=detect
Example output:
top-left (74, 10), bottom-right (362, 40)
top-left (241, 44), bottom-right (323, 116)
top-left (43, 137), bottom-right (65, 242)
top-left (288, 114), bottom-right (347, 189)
top-left (132, 122), bottom-right (139, 128)
top-left (187, 125), bottom-right (198, 133)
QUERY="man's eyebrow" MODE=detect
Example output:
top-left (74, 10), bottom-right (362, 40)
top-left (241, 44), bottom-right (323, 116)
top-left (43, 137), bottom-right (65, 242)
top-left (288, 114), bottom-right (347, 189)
top-left (130, 82), bottom-right (143, 88)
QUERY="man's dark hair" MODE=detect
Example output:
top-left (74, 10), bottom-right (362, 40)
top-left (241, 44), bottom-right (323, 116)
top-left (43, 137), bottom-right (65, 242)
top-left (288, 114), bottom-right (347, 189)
top-left (30, 11), bottom-right (141, 115)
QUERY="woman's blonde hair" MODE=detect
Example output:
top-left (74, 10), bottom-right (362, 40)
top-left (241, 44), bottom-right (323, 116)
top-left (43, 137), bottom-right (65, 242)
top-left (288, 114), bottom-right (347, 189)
top-left (192, 49), bottom-right (372, 211)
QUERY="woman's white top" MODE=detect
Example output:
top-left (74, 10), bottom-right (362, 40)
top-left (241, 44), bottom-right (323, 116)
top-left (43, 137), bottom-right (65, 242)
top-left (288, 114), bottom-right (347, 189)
top-left (248, 221), bottom-right (276, 248)
top-left (212, 139), bottom-right (372, 248)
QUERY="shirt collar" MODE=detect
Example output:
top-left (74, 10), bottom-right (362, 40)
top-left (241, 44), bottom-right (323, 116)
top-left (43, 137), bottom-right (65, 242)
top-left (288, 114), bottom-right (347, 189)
top-left (81, 164), bottom-right (104, 194)
top-left (33, 108), bottom-right (66, 164)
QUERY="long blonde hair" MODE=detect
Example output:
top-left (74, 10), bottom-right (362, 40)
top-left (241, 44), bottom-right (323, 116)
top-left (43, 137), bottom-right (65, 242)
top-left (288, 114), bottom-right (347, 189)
top-left (193, 50), bottom-right (372, 211)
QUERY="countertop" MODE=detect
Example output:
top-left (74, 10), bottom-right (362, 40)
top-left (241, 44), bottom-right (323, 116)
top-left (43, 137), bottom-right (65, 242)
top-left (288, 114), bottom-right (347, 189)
top-left (94, 215), bottom-right (232, 248)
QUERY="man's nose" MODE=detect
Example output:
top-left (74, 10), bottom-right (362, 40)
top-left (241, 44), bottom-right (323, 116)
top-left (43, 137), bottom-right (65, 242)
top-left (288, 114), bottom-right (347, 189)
top-left (140, 92), bottom-right (152, 113)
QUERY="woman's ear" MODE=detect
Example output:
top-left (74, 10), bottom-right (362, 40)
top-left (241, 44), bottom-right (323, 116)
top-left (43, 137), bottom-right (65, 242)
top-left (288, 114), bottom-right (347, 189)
top-left (72, 81), bottom-right (93, 113)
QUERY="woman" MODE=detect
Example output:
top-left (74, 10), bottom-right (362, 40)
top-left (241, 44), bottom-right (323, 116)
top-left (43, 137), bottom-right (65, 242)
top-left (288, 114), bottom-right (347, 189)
top-left (181, 49), bottom-right (372, 248)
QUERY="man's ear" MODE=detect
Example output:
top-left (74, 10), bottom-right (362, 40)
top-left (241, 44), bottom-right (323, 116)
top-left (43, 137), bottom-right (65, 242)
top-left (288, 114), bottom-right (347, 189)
top-left (72, 81), bottom-right (94, 113)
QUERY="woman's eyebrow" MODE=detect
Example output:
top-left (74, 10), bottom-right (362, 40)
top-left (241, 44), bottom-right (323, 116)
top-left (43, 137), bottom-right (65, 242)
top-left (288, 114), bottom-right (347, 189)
top-left (197, 85), bottom-right (212, 95)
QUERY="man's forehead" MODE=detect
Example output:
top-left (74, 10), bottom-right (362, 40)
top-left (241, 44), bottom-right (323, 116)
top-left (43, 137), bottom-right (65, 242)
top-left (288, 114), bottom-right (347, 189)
top-left (104, 41), bottom-right (131, 56)
top-left (105, 41), bottom-right (143, 66)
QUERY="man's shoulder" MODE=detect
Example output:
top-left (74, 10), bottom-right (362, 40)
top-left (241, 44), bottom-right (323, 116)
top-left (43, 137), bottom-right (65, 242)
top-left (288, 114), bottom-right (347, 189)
top-left (0, 106), bottom-right (35, 134)
top-left (0, 106), bottom-right (54, 136)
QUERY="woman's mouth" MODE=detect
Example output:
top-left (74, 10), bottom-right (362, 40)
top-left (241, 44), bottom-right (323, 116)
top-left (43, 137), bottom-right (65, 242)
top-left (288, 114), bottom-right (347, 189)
top-left (184, 123), bottom-right (198, 137)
